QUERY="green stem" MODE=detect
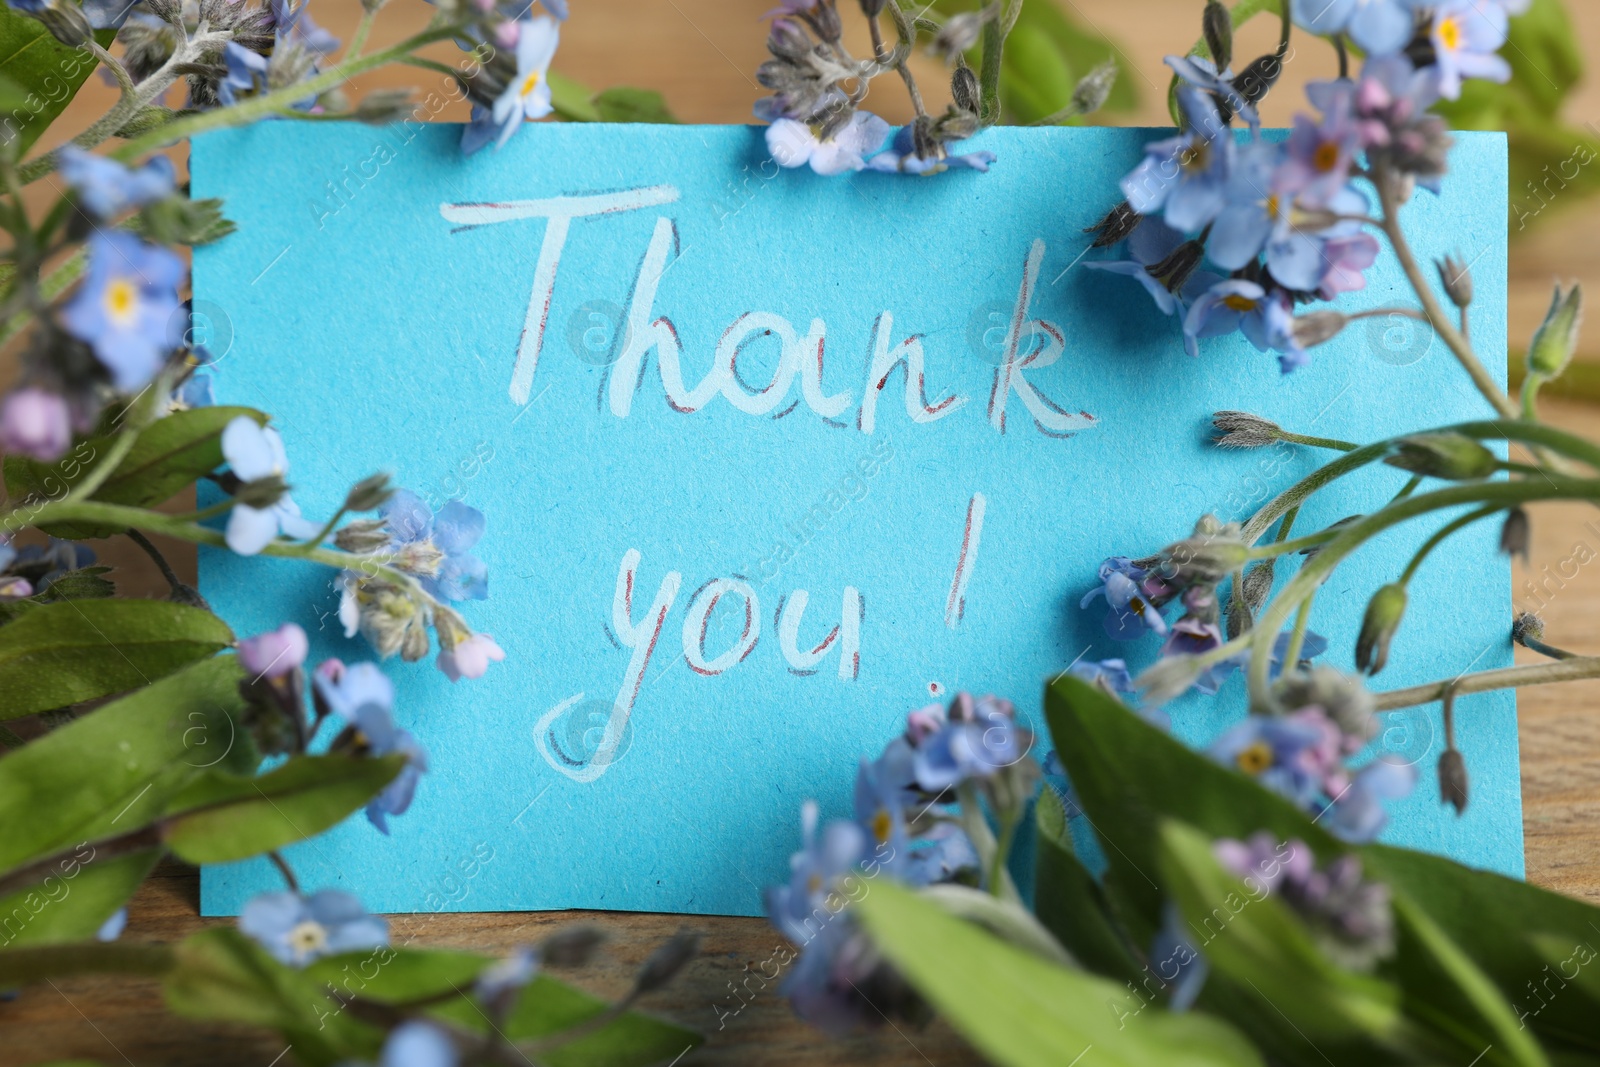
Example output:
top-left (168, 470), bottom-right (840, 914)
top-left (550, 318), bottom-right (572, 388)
top-left (61, 369), bottom-right (175, 505)
top-left (110, 28), bottom-right (460, 164)
top-left (978, 13), bottom-right (1004, 126)
top-left (0, 943), bottom-right (175, 985)
top-left (1391, 474), bottom-right (1423, 502)
top-left (1247, 478), bottom-right (1600, 707)
top-left (1398, 505), bottom-right (1500, 584)
top-left (1373, 656), bottom-right (1600, 711)
top-left (1278, 430), bottom-right (1358, 452)
top-left (346, 9), bottom-right (378, 60)
top-left (1282, 593), bottom-right (1313, 669)
top-left (0, 246), bottom-right (86, 350)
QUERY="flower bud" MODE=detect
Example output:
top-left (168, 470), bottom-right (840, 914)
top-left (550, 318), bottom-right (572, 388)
top-left (1273, 665), bottom-right (1375, 742)
top-left (1437, 748), bottom-right (1469, 814)
top-left (541, 926), bottom-right (605, 968)
top-left (950, 65), bottom-right (980, 113)
top-left (1239, 560), bottom-right (1275, 614)
top-left (1210, 410), bottom-right (1282, 449)
top-left (0, 387), bottom-right (72, 462)
top-left (932, 12), bottom-right (985, 60)
top-left (1070, 59), bottom-right (1118, 118)
top-left (353, 89), bottom-right (415, 125)
top-left (1292, 310), bottom-right (1348, 349)
top-left (1148, 239), bottom-right (1206, 294)
top-left (1383, 433), bottom-right (1498, 481)
top-left (858, 0), bottom-right (886, 16)
top-left (30, 1), bottom-right (92, 47)
top-left (1435, 255), bottom-right (1473, 309)
top-left (1084, 200), bottom-right (1141, 249)
top-left (768, 17), bottom-right (812, 60)
top-left (1202, 0), bottom-right (1233, 71)
top-left (1511, 610), bottom-right (1545, 646)
top-left (1161, 526), bottom-right (1250, 587)
top-left (334, 518), bottom-right (391, 554)
top-left (1499, 507), bottom-right (1529, 563)
top-left (1355, 583), bottom-right (1406, 675)
top-left (345, 472), bottom-right (395, 512)
top-left (1527, 283), bottom-right (1583, 378)
top-left (1231, 52), bottom-right (1283, 106)
top-left (633, 931), bottom-right (700, 995)
top-left (234, 474), bottom-right (290, 509)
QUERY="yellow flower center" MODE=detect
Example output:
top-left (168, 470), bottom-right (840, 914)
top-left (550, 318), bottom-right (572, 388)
top-left (1313, 141), bottom-right (1341, 173)
top-left (104, 278), bottom-right (138, 324)
top-left (287, 919), bottom-right (328, 959)
top-left (1265, 193), bottom-right (1281, 218)
top-left (872, 808), bottom-right (893, 845)
top-left (1236, 741), bottom-right (1275, 775)
top-left (519, 70), bottom-right (542, 98)
top-left (1179, 141), bottom-right (1211, 175)
top-left (1437, 16), bottom-right (1461, 52)
top-left (1223, 294), bottom-right (1259, 312)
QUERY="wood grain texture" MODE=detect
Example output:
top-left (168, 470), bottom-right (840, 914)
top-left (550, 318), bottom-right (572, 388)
top-left (3, 2), bottom-right (1600, 1063)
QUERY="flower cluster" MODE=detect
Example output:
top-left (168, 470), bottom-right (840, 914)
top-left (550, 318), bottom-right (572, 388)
top-left (0, 536), bottom-right (95, 601)
top-left (1094, 0), bottom-right (1520, 374)
top-left (1215, 833), bottom-right (1396, 971)
top-left (765, 692), bottom-right (1035, 1031)
top-left (237, 623), bottom-right (430, 834)
top-left (1208, 668), bottom-right (1416, 842)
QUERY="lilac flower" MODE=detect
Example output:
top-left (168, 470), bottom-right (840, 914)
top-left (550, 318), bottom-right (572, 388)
top-left (381, 491), bottom-right (488, 602)
top-left (436, 632), bottom-right (505, 682)
top-left (1319, 233), bottom-right (1380, 299)
top-left (380, 1021), bottom-right (458, 1067)
top-left (461, 16), bottom-right (559, 154)
top-left (238, 889), bottom-right (388, 966)
top-left (912, 694), bottom-right (1027, 791)
top-left (96, 908), bottom-right (128, 941)
top-left (0, 388), bottom-right (73, 462)
top-left (220, 416), bottom-right (319, 555)
top-left (238, 623), bottom-right (310, 680)
top-left (1290, 0), bottom-right (1415, 57)
top-left (0, 575), bottom-right (30, 599)
top-left (1085, 217), bottom-right (1222, 319)
top-left (1080, 557), bottom-right (1172, 640)
top-left (1150, 904), bottom-right (1207, 1010)
top-left (1208, 709), bottom-right (1343, 807)
top-left (1162, 616), bottom-right (1229, 694)
top-left (1429, 0), bottom-right (1511, 100)
top-left (270, 0), bottom-right (339, 54)
top-left (315, 661), bottom-right (429, 834)
top-left (1279, 94), bottom-right (1362, 208)
top-left (61, 231), bottom-right (183, 391)
top-left (1341, 55), bottom-right (1449, 190)
top-left (1204, 140), bottom-right (1332, 293)
top-left (57, 146), bottom-right (174, 219)
top-left (1320, 757), bottom-right (1417, 842)
top-left (766, 801), bottom-right (867, 948)
top-left (768, 112), bottom-right (891, 175)
top-left (1121, 87), bottom-right (1231, 232)
top-left (866, 125), bottom-right (994, 176)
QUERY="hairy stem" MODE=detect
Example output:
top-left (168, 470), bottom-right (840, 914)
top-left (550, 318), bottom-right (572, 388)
top-left (1373, 656), bottom-right (1600, 711)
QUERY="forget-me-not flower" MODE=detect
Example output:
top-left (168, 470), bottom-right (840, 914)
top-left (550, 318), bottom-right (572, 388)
top-left (1291, 0), bottom-right (1416, 57)
top-left (461, 16), bottom-right (559, 154)
top-left (866, 125), bottom-right (994, 176)
top-left (61, 231), bottom-right (184, 391)
top-left (381, 491), bottom-right (488, 602)
top-left (768, 111), bottom-right (891, 175)
top-left (1086, 217), bottom-right (1223, 319)
top-left (380, 1021), bottom-right (458, 1067)
top-left (1121, 87), bottom-right (1232, 232)
top-left (239, 888), bottom-right (388, 966)
top-left (1428, 0), bottom-right (1512, 100)
top-left (0, 387), bottom-right (73, 462)
top-left (57, 146), bottom-right (174, 220)
top-left (220, 416), bottom-right (320, 555)
top-left (315, 660), bottom-right (429, 834)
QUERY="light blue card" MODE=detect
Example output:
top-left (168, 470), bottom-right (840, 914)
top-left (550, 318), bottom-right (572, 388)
top-left (193, 123), bottom-right (1518, 917)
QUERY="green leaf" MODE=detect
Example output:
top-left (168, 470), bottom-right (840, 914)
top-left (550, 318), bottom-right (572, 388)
top-left (1157, 821), bottom-right (1410, 1052)
top-left (0, 849), bottom-right (159, 948)
top-left (548, 70), bottom-right (602, 122)
top-left (855, 879), bottom-right (1265, 1067)
top-left (0, 655), bottom-right (252, 874)
top-left (165, 928), bottom-right (376, 1066)
top-left (1033, 787), bottom-right (1145, 984)
top-left (1389, 892), bottom-right (1550, 1067)
top-left (0, 70), bottom-right (27, 112)
top-left (29, 565), bottom-right (115, 602)
top-left (161, 754), bottom-right (405, 864)
top-left (0, 941), bottom-right (174, 983)
top-left (0, 599), bottom-right (234, 721)
top-left (0, 7), bottom-right (112, 155)
top-left (592, 86), bottom-right (678, 124)
top-left (132, 195), bottom-right (237, 246)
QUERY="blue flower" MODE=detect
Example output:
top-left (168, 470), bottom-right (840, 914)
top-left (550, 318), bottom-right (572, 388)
top-left (912, 694), bottom-right (1026, 791)
top-left (81, 0), bottom-right (136, 28)
top-left (380, 1021), bottom-right (457, 1067)
top-left (57, 146), bottom-right (174, 220)
top-left (1208, 710), bottom-right (1342, 807)
top-left (1320, 757), bottom-right (1416, 842)
top-left (1085, 217), bottom-right (1222, 319)
top-left (1428, 0), bottom-right (1511, 100)
top-left (315, 660), bottom-right (429, 834)
top-left (380, 490), bottom-right (489, 602)
top-left (61, 231), bottom-right (183, 391)
top-left (270, 0), bottom-right (339, 54)
top-left (766, 801), bottom-right (867, 947)
top-left (1204, 139), bottom-right (1346, 293)
top-left (217, 42), bottom-right (270, 106)
top-left (866, 125), bottom-right (994, 176)
top-left (1080, 557), bottom-right (1171, 640)
top-left (1165, 53), bottom-right (1256, 130)
top-left (1290, 0), bottom-right (1415, 57)
top-left (220, 416), bottom-right (320, 555)
top-left (1070, 657), bottom-right (1134, 693)
top-left (476, 946), bottom-right (539, 1001)
top-left (1150, 904), bottom-right (1208, 1010)
top-left (13, 537), bottom-right (96, 587)
top-left (1280, 94), bottom-right (1362, 208)
top-left (239, 889), bottom-right (388, 966)
top-left (853, 751), bottom-right (912, 864)
top-left (1184, 279), bottom-right (1307, 373)
top-left (174, 372), bottom-right (214, 409)
top-left (1121, 87), bottom-right (1232, 232)
top-left (767, 112), bottom-right (891, 175)
top-left (1162, 616), bottom-right (1229, 694)
top-left (461, 16), bottom-right (559, 154)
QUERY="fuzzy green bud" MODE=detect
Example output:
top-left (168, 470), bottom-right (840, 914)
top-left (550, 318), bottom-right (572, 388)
top-left (233, 474), bottom-right (289, 509)
top-left (1527, 283), bottom-right (1582, 378)
top-left (1437, 748), bottom-right (1469, 814)
top-left (1355, 583), bottom-right (1407, 675)
top-left (1383, 433), bottom-right (1497, 481)
top-left (345, 471), bottom-right (395, 512)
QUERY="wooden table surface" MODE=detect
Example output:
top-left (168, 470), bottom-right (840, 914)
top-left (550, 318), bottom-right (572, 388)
top-left (5, 2), bottom-right (1600, 1064)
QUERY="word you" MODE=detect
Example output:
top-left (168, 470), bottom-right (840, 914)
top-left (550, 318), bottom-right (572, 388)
top-left (535, 548), bottom-right (864, 783)
top-left (440, 187), bottom-right (1095, 438)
